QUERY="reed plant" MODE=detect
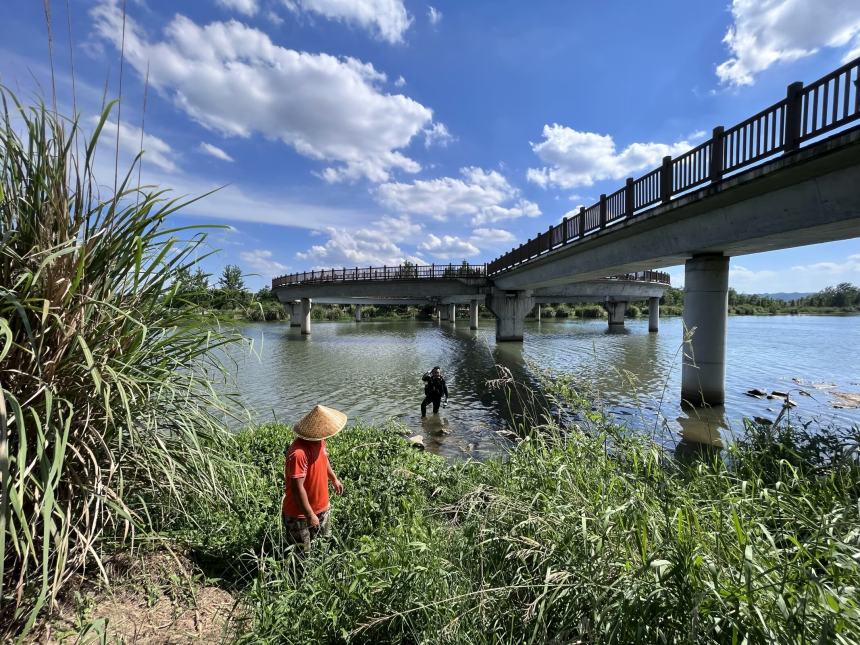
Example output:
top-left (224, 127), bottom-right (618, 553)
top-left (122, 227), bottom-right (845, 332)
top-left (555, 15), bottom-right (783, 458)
top-left (0, 92), bottom-right (244, 634)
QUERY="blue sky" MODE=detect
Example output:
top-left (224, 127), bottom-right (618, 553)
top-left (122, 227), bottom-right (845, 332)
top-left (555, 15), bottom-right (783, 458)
top-left (3, 0), bottom-right (860, 292)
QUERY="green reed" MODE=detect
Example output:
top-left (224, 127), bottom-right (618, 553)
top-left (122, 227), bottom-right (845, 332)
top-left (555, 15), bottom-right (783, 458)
top-left (0, 92), bottom-right (244, 635)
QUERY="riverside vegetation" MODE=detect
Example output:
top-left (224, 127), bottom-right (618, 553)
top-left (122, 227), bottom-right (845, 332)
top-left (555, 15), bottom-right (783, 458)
top-left (3, 99), bottom-right (860, 643)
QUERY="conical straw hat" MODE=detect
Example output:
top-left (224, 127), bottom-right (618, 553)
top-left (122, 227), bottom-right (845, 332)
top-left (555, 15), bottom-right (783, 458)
top-left (293, 404), bottom-right (348, 441)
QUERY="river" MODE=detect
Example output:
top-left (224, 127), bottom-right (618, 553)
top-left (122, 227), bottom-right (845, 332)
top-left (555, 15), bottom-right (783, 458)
top-left (227, 315), bottom-right (860, 459)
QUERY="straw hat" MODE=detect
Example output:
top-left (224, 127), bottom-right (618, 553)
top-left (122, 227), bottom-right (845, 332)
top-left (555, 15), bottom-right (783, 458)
top-left (293, 404), bottom-right (348, 441)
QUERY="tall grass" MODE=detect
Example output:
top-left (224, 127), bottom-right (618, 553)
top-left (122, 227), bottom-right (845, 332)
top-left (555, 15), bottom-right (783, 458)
top-left (196, 382), bottom-right (860, 643)
top-left (0, 92), bottom-right (243, 634)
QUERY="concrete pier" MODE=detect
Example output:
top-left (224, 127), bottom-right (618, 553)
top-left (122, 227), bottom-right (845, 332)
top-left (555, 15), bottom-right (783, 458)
top-left (300, 297), bottom-right (312, 335)
top-left (649, 297), bottom-right (660, 333)
top-left (440, 306), bottom-right (449, 321)
top-left (469, 300), bottom-right (479, 330)
top-left (681, 254), bottom-right (729, 406)
top-left (354, 304), bottom-right (362, 322)
top-left (487, 291), bottom-right (534, 342)
top-left (537, 304), bottom-right (541, 322)
top-left (448, 303), bottom-right (457, 323)
top-left (289, 302), bottom-right (301, 327)
top-left (605, 300), bottom-right (627, 327)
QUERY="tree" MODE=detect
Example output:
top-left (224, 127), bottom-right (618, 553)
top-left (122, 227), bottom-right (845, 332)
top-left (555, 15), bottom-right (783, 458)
top-left (216, 264), bottom-right (248, 309)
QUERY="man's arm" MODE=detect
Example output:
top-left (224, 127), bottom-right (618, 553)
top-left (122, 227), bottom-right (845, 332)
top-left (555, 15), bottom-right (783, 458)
top-left (443, 381), bottom-right (449, 399)
top-left (327, 461), bottom-right (343, 495)
top-left (290, 476), bottom-right (319, 527)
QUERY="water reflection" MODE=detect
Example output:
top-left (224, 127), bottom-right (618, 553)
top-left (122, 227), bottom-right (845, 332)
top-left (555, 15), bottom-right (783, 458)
top-left (230, 316), bottom-right (860, 459)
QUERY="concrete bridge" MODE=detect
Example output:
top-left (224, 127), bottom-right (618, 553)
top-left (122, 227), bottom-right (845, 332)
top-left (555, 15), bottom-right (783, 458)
top-left (273, 266), bottom-right (670, 337)
top-left (274, 56), bottom-right (860, 408)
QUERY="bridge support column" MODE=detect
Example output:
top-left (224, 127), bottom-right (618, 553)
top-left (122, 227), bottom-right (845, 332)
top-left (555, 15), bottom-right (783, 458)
top-left (469, 300), bottom-right (479, 330)
top-left (448, 303), bottom-right (457, 323)
top-left (289, 302), bottom-right (301, 327)
top-left (682, 254), bottom-right (728, 406)
top-left (605, 300), bottom-right (627, 328)
top-left (487, 291), bottom-right (534, 342)
top-left (649, 297), bottom-right (660, 333)
top-left (537, 304), bottom-right (541, 322)
top-left (300, 298), bottom-right (312, 335)
top-left (354, 304), bottom-right (362, 322)
top-left (440, 306), bottom-right (449, 321)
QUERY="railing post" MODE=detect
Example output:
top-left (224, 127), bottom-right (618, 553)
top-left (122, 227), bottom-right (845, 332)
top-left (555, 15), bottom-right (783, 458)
top-left (784, 80), bottom-right (804, 152)
top-left (547, 225), bottom-right (553, 250)
top-left (710, 126), bottom-right (724, 182)
top-left (625, 178), bottom-right (634, 216)
top-left (578, 206), bottom-right (585, 238)
top-left (599, 194), bottom-right (607, 228)
top-left (562, 216), bottom-right (568, 241)
top-left (660, 156), bottom-right (672, 204)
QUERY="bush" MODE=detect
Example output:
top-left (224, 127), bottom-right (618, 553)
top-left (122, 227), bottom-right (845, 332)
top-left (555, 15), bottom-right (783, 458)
top-left (0, 95), bottom-right (242, 633)
top-left (625, 304), bottom-right (641, 318)
top-left (577, 304), bottom-right (605, 319)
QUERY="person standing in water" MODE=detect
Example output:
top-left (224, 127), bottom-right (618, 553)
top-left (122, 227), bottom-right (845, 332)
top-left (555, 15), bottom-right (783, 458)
top-left (421, 366), bottom-right (449, 418)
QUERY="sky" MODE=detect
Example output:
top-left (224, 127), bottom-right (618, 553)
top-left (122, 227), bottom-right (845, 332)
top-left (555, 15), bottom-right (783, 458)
top-left (2, 0), bottom-right (860, 293)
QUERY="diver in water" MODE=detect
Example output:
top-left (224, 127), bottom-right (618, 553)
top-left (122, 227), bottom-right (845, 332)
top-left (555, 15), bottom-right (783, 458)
top-left (421, 366), bottom-right (449, 418)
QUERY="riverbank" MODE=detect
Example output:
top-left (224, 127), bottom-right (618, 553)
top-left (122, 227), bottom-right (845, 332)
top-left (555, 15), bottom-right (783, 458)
top-left (39, 404), bottom-right (860, 643)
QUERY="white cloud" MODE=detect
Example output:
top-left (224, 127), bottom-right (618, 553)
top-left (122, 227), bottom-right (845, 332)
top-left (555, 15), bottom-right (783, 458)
top-left (791, 254), bottom-right (860, 276)
top-left (730, 254), bottom-right (860, 292)
top-left (198, 141), bottom-right (234, 162)
top-left (470, 227), bottom-right (516, 246)
top-left (98, 118), bottom-right (178, 172)
top-left (92, 1), bottom-right (438, 183)
top-left (284, 0), bottom-right (412, 44)
top-left (217, 0), bottom-right (259, 16)
top-left (527, 124), bottom-right (693, 189)
top-left (717, 0), bottom-right (860, 86)
top-left (295, 215), bottom-right (424, 267)
top-left (418, 234), bottom-right (479, 259)
top-left (427, 6), bottom-right (442, 26)
top-left (376, 167), bottom-right (541, 225)
top-left (423, 122), bottom-right (454, 148)
top-left (240, 249), bottom-right (289, 273)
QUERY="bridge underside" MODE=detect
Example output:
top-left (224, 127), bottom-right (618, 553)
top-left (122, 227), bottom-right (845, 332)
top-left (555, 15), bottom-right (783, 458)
top-left (493, 130), bottom-right (860, 291)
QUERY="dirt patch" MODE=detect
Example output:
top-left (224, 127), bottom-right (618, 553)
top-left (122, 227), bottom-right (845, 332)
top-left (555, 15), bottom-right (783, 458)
top-left (30, 551), bottom-right (244, 644)
top-left (831, 391), bottom-right (860, 409)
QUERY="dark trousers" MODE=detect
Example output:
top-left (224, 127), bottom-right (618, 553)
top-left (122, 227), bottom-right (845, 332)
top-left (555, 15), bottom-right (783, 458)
top-left (421, 395), bottom-right (442, 417)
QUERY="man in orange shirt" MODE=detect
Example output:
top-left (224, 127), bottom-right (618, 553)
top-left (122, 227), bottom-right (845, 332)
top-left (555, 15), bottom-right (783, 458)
top-left (282, 404), bottom-right (346, 552)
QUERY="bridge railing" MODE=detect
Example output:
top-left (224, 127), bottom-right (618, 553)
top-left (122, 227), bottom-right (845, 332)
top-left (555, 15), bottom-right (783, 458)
top-left (273, 264), bottom-right (671, 288)
top-left (487, 55), bottom-right (860, 276)
top-left (272, 263), bottom-right (488, 288)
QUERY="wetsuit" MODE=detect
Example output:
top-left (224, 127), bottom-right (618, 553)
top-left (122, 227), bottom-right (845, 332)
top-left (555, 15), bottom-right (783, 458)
top-left (421, 372), bottom-right (449, 417)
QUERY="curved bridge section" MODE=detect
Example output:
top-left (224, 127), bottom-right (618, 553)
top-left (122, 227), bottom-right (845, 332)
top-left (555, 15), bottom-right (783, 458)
top-left (272, 264), bottom-right (670, 337)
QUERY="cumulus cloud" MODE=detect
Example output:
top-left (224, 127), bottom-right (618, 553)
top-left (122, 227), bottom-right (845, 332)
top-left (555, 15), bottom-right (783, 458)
top-left (527, 124), bottom-right (694, 189)
top-left (427, 6), bottom-right (442, 26)
top-left (92, 1), bottom-right (439, 183)
top-left (217, 0), bottom-right (259, 16)
top-left (98, 118), bottom-right (177, 172)
top-left (296, 215), bottom-right (423, 267)
top-left (283, 0), bottom-right (412, 44)
top-left (717, 0), bottom-right (860, 86)
top-left (418, 234), bottom-right (479, 259)
top-left (730, 254), bottom-right (860, 292)
top-left (376, 167), bottom-right (541, 225)
top-left (240, 249), bottom-right (289, 273)
top-left (470, 227), bottom-right (516, 246)
top-left (423, 122), bottom-right (454, 148)
top-left (198, 141), bottom-right (234, 162)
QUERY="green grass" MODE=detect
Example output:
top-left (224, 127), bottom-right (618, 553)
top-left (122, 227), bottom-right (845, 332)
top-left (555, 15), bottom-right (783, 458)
top-left (170, 410), bottom-right (860, 644)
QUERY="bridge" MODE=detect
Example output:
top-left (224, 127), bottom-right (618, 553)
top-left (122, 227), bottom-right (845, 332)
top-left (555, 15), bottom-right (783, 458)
top-left (274, 56), bottom-right (860, 408)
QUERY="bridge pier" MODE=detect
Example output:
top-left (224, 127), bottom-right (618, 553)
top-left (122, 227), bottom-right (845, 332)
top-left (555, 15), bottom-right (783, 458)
top-left (440, 305), bottom-right (449, 321)
top-left (469, 300), bottom-right (479, 329)
top-left (649, 297), bottom-right (660, 333)
top-left (487, 291), bottom-right (534, 342)
top-left (682, 254), bottom-right (728, 406)
top-left (289, 302), bottom-right (301, 327)
top-left (605, 299), bottom-right (627, 328)
top-left (448, 303), bottom-right (457, 323)
top-left (354, 304), bottom-right (362, 322)
top-left (536, 304), bottom-right (541, 322)
top-left (301, 297), bottom-right (312, 335)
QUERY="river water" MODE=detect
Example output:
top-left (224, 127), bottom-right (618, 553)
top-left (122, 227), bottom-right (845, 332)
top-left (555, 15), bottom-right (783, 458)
top-left (227, 315), bottom-right (860, 459)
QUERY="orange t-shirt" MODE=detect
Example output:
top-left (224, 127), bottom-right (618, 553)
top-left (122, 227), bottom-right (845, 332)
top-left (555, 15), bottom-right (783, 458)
top-left (282, 438), bottom-right (330, 519)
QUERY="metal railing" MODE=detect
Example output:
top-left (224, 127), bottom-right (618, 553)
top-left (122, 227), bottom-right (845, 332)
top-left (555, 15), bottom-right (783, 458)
top-left (273, 264), bottom-right (670, 288)
top-left (488, 55), bottom-right (860, 276)
top-left (273, 263), bottom-right (488, 288)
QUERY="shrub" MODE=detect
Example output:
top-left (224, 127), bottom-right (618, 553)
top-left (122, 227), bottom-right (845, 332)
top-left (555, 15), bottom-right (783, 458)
top-left (625, 304), bottom-right (641, 318)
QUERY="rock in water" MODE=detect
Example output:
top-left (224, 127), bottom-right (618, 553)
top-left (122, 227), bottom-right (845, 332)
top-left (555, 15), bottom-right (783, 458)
top-left (771, 390), bottom-right (789, 398)
top-left (746, 388), bottom-right (767, 397)
top-left (408, 434), bottom-right (425, 450)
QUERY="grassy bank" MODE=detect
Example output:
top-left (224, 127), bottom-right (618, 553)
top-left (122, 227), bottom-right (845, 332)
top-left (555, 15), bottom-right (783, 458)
top-left (150, 406), bottom-right (860, 644)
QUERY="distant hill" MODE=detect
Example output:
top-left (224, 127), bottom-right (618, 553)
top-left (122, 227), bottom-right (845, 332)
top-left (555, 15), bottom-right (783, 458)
top-left (755, 292), bottom-right (814, 301)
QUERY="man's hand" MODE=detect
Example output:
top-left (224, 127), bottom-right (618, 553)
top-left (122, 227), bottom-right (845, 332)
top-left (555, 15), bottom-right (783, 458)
top-left (308, 512), bottom-right (320, 528)
top-left (332, 478), bottom-right (344, 495)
